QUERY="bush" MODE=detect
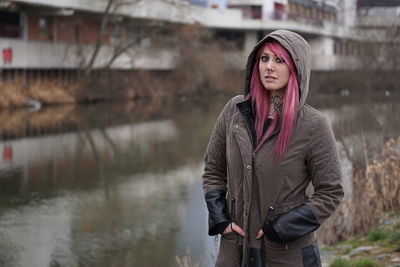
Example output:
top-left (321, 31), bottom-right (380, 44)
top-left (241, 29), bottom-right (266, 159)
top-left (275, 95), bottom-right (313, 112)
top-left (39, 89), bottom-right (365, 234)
top-left (389, 230), bottom-right (400, 244)
top-left (367, 228), bottom-right (390, 242)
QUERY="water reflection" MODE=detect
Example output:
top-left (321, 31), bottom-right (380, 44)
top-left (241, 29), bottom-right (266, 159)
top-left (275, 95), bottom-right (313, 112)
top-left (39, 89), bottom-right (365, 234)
top-left (0, 95), bottom-right (399, 266)
top-left (0, 98), bottom-right (224, 267)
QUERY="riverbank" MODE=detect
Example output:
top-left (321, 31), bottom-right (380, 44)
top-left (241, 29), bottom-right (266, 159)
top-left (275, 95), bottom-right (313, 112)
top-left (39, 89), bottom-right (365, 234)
top-left (0, 68), bottom-right (244, 109)
top-left (322, 212), bottom-right (400, 267)
top-left (2, 68), bottom-right (400, 109)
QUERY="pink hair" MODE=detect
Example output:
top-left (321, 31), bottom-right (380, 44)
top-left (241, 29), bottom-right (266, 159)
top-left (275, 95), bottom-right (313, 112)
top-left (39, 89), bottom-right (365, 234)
top-left (248, 41), bottom-right (299, 160)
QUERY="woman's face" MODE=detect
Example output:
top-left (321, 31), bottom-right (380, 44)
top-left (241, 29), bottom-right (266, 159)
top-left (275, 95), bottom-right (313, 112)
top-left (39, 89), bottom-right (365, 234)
top-left (258, 46), bottom-right (291, 93)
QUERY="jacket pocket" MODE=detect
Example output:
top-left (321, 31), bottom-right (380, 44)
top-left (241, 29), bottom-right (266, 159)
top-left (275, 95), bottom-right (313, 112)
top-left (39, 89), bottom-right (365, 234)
top-left (221, 230), bottom-right (237, 241)
top-left (264, 233), bottom-right (316, 267)
top-left (215, 236), bottom-right (242, 267)
top-left (301, 241), bottom-right (322, 267)
top-left (264, 232), bottom-right (314, 252)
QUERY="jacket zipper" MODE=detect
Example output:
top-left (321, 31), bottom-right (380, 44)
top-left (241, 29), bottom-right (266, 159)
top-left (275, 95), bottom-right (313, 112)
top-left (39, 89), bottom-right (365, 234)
top-left (266, 206), bottom-right (274, 219)
top-left (231, 197), bottom-right (236, 222)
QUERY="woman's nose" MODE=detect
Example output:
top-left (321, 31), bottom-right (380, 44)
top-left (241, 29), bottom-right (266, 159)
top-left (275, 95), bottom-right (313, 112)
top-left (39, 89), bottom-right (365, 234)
top-left (266, 60), bottom-right (274, 71)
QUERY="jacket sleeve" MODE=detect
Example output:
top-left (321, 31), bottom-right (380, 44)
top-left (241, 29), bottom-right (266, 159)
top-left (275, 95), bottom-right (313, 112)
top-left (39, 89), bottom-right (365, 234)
top-left (202, 99), bottom-right (234, 236)
top-left (264, 114), bottom-right (344, 243)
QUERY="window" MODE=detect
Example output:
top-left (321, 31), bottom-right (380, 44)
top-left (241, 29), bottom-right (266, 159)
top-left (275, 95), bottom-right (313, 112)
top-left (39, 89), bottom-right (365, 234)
top-left (39, 17), bottom-right (47, 38)
top-left (0, 11), bottom-right (21, 38)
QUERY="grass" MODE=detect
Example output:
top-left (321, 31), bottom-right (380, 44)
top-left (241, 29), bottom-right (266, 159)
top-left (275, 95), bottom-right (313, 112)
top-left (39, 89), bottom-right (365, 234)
top-left (367, 228), bottom-right (390, 242)
top-left (328, 214), bottom-right (400, 267)
top-left (351, 258), bottom-right (378, 267)
top-left (330, 258), bottom-right (377, 267)
top-left (330, 258), bottom-right (350, 267)
top-left (339, 246), bottom-right (353, 255)
top-left (389, 230), bottom-right (400, 245)
top-left (340, 237), bottom-right (365, 249)
top-left (365, 223), bottom-right (400, 245)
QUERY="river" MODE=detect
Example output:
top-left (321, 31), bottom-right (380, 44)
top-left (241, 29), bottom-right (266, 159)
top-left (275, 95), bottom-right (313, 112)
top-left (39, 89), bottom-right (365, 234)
top-left (0, 93), bottom-right (399, 267)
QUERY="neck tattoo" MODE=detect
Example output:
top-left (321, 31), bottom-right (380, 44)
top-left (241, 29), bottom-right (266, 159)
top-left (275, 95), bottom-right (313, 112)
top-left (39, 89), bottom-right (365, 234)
top-left (268, 95), bottom-right (283, 118)
top-left (269, 95), bottom-right (283, 106)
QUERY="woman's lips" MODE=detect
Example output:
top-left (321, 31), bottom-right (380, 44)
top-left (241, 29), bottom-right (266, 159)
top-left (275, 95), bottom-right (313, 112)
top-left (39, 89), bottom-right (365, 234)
top-left (264, 75), bottom-right (277, 81)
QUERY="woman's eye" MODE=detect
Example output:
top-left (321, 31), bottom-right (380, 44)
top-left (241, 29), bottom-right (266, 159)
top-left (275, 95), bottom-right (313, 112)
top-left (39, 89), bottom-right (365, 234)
top-left (276, 57), bottom-right (284, 63)
top-left (260, 56), bottom-right (269, 62)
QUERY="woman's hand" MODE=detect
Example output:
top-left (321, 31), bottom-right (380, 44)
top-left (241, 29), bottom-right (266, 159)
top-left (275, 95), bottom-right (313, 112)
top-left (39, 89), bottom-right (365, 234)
top-left (223, 222), bottom-right (245, 236)
top-left (256, 229), bottom-right (264, 239)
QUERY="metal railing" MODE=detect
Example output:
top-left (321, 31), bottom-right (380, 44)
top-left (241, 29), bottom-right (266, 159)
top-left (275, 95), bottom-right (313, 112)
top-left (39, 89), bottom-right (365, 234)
top-left (0, 24), bottom-right (22, 38)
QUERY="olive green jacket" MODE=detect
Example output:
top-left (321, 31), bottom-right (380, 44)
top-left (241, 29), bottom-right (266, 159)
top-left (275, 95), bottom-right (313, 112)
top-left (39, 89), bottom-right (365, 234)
top-left (202, 30), bottom-right (344, 267)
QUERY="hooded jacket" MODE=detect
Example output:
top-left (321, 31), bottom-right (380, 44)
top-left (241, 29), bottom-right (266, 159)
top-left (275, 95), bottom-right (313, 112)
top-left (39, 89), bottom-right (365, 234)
top-left (202, 30), bottom-right (344, 267)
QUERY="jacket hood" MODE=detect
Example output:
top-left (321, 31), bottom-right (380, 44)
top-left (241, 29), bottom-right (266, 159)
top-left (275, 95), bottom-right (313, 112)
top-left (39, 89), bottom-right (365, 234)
top-left (244, 29), bottom-right (311, 109)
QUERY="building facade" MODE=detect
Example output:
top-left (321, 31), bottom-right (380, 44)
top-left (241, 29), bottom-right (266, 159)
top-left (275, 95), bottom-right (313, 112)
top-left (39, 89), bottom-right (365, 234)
top-left (0, 0), bottom-right (396, 78)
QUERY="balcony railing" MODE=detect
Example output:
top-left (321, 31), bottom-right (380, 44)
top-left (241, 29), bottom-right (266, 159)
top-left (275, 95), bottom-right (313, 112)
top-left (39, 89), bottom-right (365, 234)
top-left (0, 24), bottom-right (22, 39)
top-left (273, 10), bottom-right (287, 20)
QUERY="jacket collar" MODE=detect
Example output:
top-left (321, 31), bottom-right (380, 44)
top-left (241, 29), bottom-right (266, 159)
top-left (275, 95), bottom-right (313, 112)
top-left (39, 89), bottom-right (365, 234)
top-left (235, 98), bottom-right (279, 149)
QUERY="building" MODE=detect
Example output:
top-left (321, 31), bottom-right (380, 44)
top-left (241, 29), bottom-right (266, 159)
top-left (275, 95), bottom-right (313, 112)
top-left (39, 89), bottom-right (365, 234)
top-left (0, 0), bottom-right (397, 83)
top-left (357, 0), bottom-right (400, 27)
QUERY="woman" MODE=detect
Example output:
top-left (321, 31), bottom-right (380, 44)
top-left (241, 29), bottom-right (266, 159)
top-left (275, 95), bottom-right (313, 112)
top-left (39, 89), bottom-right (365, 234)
top-left (202, 30), bottom-right (344, 267)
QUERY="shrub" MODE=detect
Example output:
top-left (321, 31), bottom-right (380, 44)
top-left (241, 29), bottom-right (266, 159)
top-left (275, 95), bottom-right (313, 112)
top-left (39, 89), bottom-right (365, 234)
top-left (389, 230), bottom-right (400, 244)
top-left (367, 228), bottom-right (389, 242)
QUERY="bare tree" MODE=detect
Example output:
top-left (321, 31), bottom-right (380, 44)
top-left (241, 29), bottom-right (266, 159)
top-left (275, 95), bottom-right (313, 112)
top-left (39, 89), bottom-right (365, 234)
top-left (83, 0), bottom-right (117, 75)
top-left (83, 0), bottom-right (189, 75)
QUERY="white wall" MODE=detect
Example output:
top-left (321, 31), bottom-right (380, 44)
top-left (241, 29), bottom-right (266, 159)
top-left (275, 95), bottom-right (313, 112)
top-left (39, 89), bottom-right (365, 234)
top-left (309, 36), bottom-right (360, 71)
top-left (336, 0), bottom-right (357, 27)
top-left (243, 30), bottom-right (258, 56)
top-left (0, 38), bottom-right (177, 70)
top-left (228, 0), bottom-right (264, 5)
top-left (262, 0), bottom-right (274, 20)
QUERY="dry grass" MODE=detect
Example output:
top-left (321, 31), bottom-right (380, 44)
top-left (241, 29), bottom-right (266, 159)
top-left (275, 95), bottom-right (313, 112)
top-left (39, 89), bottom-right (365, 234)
top-left (319, 137), bottom-right (400, 244)
top-left (0, 105), bottom-right (79, 138)
top-left (175, 249), bottom-right (205, 267)
top-left (352, 137), bottom-right (400, 235)
top-left (0, 97), bottom-right (176, 139)
top-left (0, 109), bottom-right (30, 134)
top-left (0, 80), bottom-right (78, 108)
top-left (28, 105), bottom-right (77, 129)
top-left (0, 83), bottom-right (28, 108)
top-left (28, 81), bottom-right (78, 104)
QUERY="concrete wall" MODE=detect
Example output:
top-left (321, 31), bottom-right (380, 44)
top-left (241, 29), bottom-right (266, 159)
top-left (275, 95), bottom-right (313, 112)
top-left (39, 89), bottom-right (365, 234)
top-left (0, 35), bottom-right (363, 71)
top-left (243, 30), bottom-right (258, 56)
top-left (336, 0), bottom-right (357, 27)
top-left (309, 35), bottom-right (361, 71)
top-left (0, 37), bottom-right (177, 70)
